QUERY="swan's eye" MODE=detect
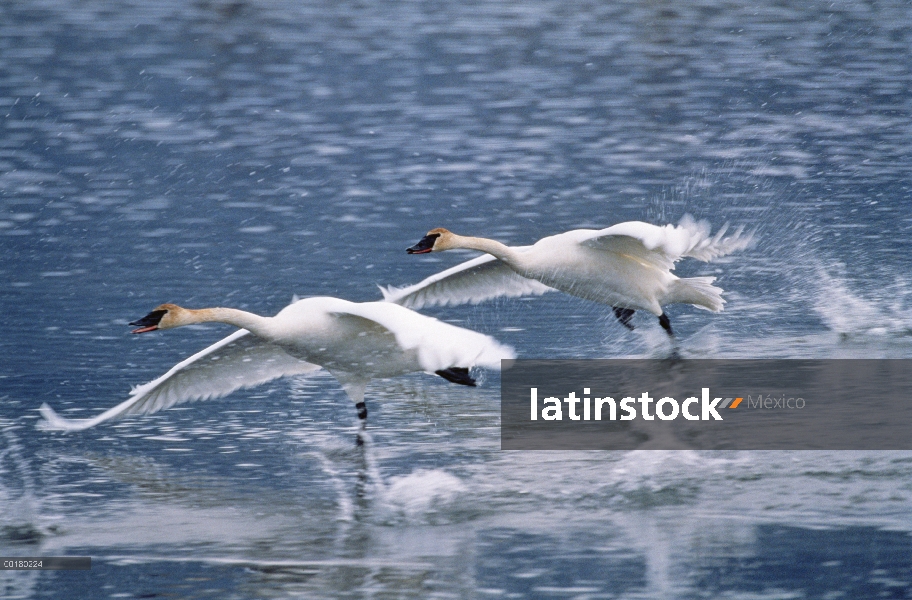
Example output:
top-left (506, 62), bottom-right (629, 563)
top-left (406, 233), bottom-right (440, 254)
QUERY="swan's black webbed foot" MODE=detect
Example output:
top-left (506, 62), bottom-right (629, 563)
top-left (354, 400), bottom-right (368, 446)
top-left (435, 367), bottom-right (477, 387)
top-left (658, 313), bottom-right (674, 337)
top-left (612, 307), bottom-right (636, 330)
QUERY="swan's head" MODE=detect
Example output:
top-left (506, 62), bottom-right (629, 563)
top-left (406, 228), bottom-right (453, 254)
top-left (129, 303), bottom-right (191, 333)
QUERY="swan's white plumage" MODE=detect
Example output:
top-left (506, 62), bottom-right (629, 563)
top-left (582, 217), bottom-right (750, 265)
top-left (39, 330), bottom-right (320, 432)
top-left (380, 249), bottom-right (555, 310)
top-left (388, 216), bottom-right (753, 317)
top-left (39, 297), bottom-right (514, 432)
top-left (331, 300), bottom-right (511, 371)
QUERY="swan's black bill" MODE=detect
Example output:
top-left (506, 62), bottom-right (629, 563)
top-left (406, 233), bottom-right (440, 254)
top-left (129, 309), bottom-right (167, 334)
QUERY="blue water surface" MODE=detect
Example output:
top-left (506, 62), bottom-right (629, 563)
top-left (2, 1), bottom-right (912, 598)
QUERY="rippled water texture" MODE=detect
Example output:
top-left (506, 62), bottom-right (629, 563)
top-left (2, 1), bottom-right (911, 598)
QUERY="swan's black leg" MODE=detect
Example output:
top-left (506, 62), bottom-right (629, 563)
top-left (355, 401), bottom-right (367, 446)
top-left (436, 367), bottom-right (477, 387)
top-left (658, 313), bottom-right (674, 337)
top-left (612, 307), bottom-right (636, 330)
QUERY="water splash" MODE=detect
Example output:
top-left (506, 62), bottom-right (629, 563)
top-left (378, 469), bottom-right (468, 521)
top-left (812, 264), bottom-right (912, 338)
top-left (604, 450), bottom-right (708, 508)
top-left (0, 426), bottom-right (44, 600)
top-left (0, 426), bottom-right (43, 545)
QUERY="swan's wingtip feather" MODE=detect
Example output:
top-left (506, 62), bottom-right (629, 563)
top-left (37, 403), bottom-right (79, 432)
top-left (378, 284), bottom-right (398, 302)
top-left (676, 216), bottom-right (756, 262)
top-left (37, 403), bottom-right (56, 426)
top-left (379, 284), bottom-right (418, 306)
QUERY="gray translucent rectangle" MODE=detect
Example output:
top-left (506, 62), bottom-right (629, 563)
top-left (501, 360), bottom-right (912, 450)
top-left (0, 557), bottom-right (91, 570)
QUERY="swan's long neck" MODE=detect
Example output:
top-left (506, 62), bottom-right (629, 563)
top-left (453, 235), bottom-right (520, 266)
top-left (186, 307), bottom-right (274, 338)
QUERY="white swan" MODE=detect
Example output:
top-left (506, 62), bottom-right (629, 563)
top-left (383, 216), bottom-right (753, 336)
top-left (38, 296), bottom-right (514, 433)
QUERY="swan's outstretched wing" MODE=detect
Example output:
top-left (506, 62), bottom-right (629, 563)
top-left (331, 302), bottom-right (515, 372)
top-left (39, 330), bottom-right (320, 432)
top-left (380, 250), bottom-right (555, 310)
top-left (580, 215), bottom-right (754, 269)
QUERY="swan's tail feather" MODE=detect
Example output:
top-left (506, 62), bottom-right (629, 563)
top-left (666, 276), bottom-right (725, 312)
top-left (679, 215), bottom-right (755, 262)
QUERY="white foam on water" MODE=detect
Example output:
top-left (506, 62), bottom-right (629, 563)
top-left (378, 469), bottom-right (468, 520)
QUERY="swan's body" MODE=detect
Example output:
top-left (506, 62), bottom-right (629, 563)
top-left (386, 216), bottom-right (753, 335)
top-left (39, 297), bottom-right (514, 433)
